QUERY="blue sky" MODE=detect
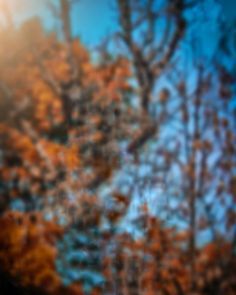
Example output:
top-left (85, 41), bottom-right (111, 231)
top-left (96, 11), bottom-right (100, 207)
top-left (2, 0), bottom-right (117, 46)
top-left (70, 0), bottom-right (117, 45)
top-left (3, 0), bottom-right (231, 59)
top-left (1, 0), bottom-right (231, 58)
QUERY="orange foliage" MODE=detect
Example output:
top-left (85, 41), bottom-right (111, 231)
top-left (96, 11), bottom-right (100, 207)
top-left (0, 211), bottom-right (63, 293)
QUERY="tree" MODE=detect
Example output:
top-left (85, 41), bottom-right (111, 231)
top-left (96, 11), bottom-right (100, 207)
top-left (0, 0), bottom-right (235, 294)
top-left (0, 4), bottom-right (132, 293)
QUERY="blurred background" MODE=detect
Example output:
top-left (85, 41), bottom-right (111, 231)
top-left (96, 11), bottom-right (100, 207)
top-left (0, 0), bottom-right (235, 294)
